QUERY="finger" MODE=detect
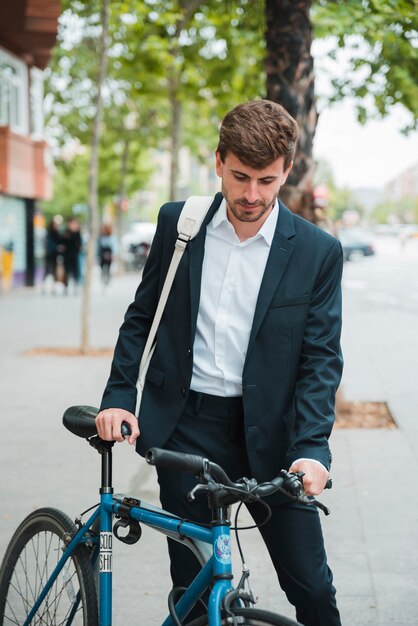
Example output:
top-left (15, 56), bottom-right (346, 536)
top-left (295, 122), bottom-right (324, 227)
top-left (100, 411), bottom-right (121, 442)
top-left (112, 419), bottom-right (125, 442)
top-left (127, 418), bottom-right (140, 445)
top-left (95, 412), bottom-right (106, 439)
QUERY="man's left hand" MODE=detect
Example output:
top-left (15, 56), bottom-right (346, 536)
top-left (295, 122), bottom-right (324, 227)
top-left (288, 460), bottom-right (329, 496)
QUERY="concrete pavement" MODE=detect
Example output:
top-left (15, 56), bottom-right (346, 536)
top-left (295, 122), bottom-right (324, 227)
top-left (1, 241), bottom-right (418, 625)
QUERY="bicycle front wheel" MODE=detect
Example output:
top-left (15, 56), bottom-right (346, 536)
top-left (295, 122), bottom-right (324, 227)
top-left (0, 507), bottom-right (98, 626)
top-left (187, 606), bottom-right (302, 625)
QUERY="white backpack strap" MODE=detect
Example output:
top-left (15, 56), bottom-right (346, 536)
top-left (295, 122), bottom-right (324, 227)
top-left (136, 195), bottom-right (214, 407)
top-left (177, 195), bottom-right (214, 241)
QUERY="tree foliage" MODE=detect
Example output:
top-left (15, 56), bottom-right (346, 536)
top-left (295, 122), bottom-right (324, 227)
top-left (312, 0), bottom-right (418, 131)
top-left (44, 0), bottom-right (417, 220)
top-left (45, 0), bottom-right (265, 212)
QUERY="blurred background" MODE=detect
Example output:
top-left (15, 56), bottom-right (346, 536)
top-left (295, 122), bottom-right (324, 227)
top-left (0, 1), bottom-right (417, 334)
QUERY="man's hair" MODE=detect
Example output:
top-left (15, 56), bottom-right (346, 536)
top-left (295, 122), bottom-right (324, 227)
top-left (217, 99), bottom-right (299, 170)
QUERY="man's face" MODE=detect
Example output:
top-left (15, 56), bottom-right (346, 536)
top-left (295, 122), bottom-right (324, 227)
top-left (215, 151), bottom-right (292, 229)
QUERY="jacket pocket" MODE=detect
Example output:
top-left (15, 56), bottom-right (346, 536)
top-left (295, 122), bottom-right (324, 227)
top-left (270, 294), bottom-right (310, 309)
top-left (145, 365), bottom-right (165, 387)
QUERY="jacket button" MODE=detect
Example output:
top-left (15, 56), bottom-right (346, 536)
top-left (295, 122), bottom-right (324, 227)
top-left (186, 349), bottom-right (191, 357)
top-left (181, 388), bottom-right (187, 397)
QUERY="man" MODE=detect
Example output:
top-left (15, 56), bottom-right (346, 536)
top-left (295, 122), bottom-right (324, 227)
top-left (96, 99), bottom-right (343, 626)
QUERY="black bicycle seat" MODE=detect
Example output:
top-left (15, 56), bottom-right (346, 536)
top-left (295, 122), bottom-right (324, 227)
top-left (63, 405), bottom-right (99, 438)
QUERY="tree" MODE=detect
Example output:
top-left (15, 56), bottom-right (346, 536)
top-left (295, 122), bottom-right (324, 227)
top-left (312, 0), bottom-right (418, 132)
top-left (46, 1), bottom-right (265, 205)
top-left (264, 0), bottom-right (417, 220)
top-left (81, 0), bottom-right (110, 353)
top-left (265, 0), bottom-right (317, 220)
top-left (114, 0), bottom-right (265, 199)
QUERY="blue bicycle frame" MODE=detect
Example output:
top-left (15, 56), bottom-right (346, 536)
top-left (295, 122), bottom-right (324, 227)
top-left (99, 494), bottom-right (234, 626)
top-left (23, 494), bottom-right (234, 626)
top-left (23, 433), bottom-right (236, 626)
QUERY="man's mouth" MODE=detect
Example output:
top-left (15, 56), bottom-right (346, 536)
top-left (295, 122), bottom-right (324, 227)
top-left (238, 202), bottom-right (261, 209)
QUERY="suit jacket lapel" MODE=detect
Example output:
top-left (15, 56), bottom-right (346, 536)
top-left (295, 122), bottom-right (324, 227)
top-left (246, 202), bottom-right (296, 358)
top-left (188, 192), bottom-right (223, 338)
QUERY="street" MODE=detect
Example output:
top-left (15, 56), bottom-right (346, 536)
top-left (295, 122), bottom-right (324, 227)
top-left (1, 234), bottom-right (418, 625)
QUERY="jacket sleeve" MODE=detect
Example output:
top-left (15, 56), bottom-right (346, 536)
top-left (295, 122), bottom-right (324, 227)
top-left (99, 207), bottom-right (169, 414)
top-left (286, 238), bottom-right (344, 469)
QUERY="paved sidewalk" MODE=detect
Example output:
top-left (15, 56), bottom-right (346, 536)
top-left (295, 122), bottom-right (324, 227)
top-left (0, 250), bottom-right (417, 625)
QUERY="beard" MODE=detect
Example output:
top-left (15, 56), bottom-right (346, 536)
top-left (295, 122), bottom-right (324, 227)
top-left (222, 187), bottom-right (277, 223)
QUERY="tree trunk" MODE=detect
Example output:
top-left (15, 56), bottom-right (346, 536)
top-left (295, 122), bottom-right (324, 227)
top-left (265, 0), bottom-right (318, 221)
top-left (80, 0), bottom-right (109, 353)
top-left (168, 0), bottom-right (205, 202)
top-left (115, 137), bottom-right (129, 274)
top-left (169, 87), bottom-right (182, 201)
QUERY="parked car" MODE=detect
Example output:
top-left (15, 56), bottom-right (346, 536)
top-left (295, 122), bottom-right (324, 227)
top-left (338, 230), bottom-right (375, 261)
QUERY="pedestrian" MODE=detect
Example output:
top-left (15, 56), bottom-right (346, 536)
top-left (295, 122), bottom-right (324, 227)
top-left (42, 216), bottom-right (64, 294)
top-left (97, 223), bottom-right (115, 289)
top-left (62, 217), bottom-right (82, 294)
top-left (96, 99), bottom-right (344, 626)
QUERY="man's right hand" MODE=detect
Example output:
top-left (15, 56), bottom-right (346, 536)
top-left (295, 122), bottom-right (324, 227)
top-left (95, 408), bottom-right (140, 445)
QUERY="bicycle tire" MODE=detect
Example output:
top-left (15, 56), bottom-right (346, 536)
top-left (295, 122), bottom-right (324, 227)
top-left (0, 507), bottom-right (98, 626)
top-left (187, 606), bottom-right (302, 625)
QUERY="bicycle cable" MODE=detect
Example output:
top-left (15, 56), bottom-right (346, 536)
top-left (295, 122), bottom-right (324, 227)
top-left (77, 502), bottom-right (100, 520)
top-left (232, 485), bottom-right (273, 565)
top-left (168, 586), bottom-right (207, 626)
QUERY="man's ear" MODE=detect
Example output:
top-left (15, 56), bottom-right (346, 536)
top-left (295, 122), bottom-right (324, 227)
top-left (282, 160), bottom-right (293, 185)
top-left (215, 150), bottom-right (223, 177)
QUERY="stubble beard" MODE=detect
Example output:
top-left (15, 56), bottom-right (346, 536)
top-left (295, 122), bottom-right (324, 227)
top-left (223, 189), bottom-right (276, 224)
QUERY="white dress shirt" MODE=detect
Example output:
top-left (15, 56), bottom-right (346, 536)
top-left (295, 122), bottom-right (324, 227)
top-left (190, 198), bottom-right (326, 472)
top-left (191, 198), bottom-right (278, 396)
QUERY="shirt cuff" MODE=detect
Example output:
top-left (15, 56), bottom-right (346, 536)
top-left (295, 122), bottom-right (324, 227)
top-left (292, 458), bottom-right (328, 471)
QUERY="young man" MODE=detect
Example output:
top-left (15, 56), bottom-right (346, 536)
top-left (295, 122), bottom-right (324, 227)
top-left (96, 100), bottom-right (343, 626)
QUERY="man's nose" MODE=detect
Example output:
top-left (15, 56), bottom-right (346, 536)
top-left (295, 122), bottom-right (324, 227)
top-left (244, 181), bottom-right (259, 203)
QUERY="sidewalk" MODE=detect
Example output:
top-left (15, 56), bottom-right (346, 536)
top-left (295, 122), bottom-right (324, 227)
top-left (0, 256), bottom-right (417, 625)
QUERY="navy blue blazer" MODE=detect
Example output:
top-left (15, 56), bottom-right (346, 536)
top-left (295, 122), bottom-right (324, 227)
top-left (100, 192), bottom-right (343, 483)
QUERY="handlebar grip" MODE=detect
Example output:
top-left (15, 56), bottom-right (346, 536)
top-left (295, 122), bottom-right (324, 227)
top-left (146, 447), bottom-right (234, 485)
top-left (121, 422), bottom-right (132, 438)
top-left (254, 475), bottom-right (285, 497)
top-left (146, 448), bottom-right (205, 475)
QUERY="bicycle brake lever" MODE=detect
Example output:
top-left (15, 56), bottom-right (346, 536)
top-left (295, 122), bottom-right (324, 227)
top-left (298, 494), bottom-right (331, 516)
top-left (187, 483), bottom-right (208, 502)
top-left (313, 500), bottom-right (330, 516)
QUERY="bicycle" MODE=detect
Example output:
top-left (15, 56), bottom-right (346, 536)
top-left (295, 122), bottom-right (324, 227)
top-left (0, 405), bottom-right (331, 626)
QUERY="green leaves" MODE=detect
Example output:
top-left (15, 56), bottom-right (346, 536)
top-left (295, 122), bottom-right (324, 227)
top-left (312, 0), bottom-right (418, 131)
top-left (45, 0), bottom-right (266, 210)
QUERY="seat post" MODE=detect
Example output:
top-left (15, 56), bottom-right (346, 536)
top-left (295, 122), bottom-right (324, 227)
top-left (89, 436), bottom-right (114, 494)
top-left (100, 441), bottom-right (114, 494)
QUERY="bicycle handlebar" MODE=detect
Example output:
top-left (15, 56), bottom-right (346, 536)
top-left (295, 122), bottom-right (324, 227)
top-left (146, 447), bottom-right (303, 501)
top-left (145, 447), bottom-right (234, 486)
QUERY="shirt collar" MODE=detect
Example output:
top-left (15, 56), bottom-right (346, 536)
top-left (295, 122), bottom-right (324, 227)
top-left (211, 198), bottom-right (279, 246)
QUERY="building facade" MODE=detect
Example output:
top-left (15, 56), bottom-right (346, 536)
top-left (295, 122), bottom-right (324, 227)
top-left (0, 0), bottom-right (60, 289)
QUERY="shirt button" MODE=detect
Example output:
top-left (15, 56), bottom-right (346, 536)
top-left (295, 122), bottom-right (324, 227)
top-left (181, 388), bottom-right (187, 397)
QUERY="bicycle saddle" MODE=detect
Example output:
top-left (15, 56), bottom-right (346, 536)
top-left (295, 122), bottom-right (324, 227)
top-left (63, 405), bottom-right (99, 438)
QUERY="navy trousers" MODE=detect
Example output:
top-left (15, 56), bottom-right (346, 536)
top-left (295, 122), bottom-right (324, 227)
top-left (156, 391), bottom-right (341, 626)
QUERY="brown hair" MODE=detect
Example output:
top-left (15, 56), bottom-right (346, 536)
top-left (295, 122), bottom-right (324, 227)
top-left (217, 100), bottom-right (299, 170)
